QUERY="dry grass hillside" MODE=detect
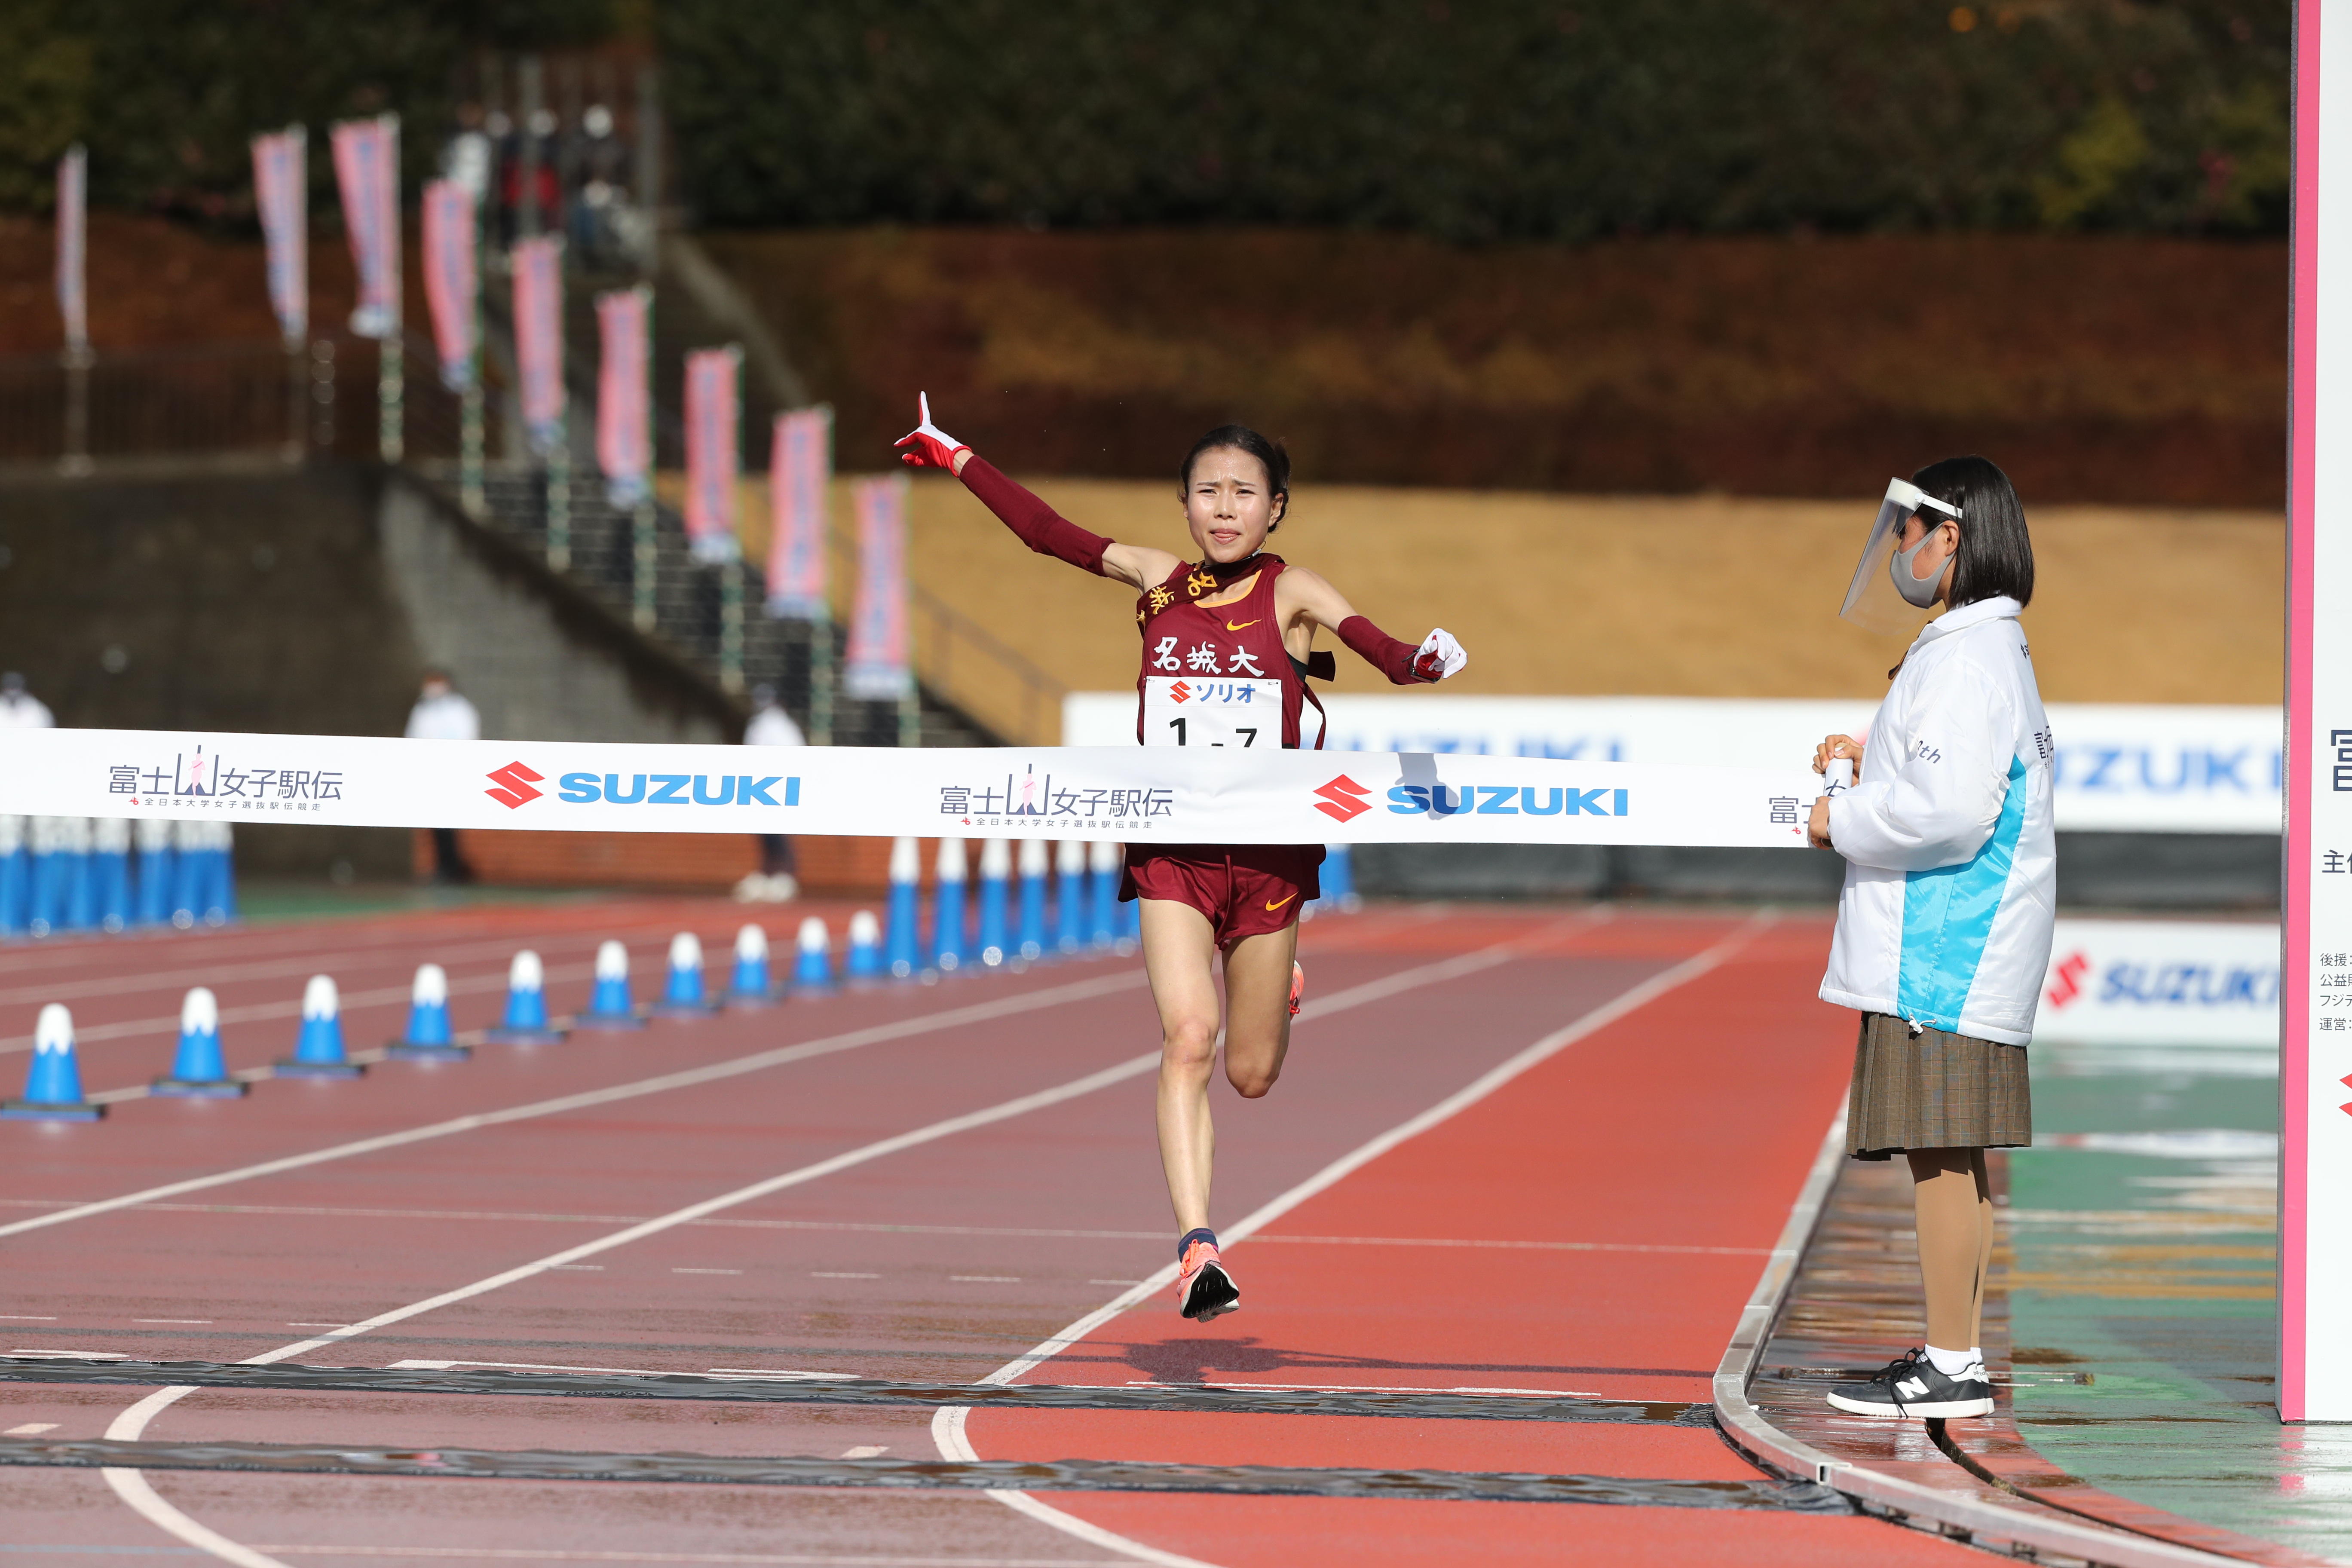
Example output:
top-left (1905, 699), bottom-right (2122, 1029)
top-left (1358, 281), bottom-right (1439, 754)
top-left (721, 473), bottom-right (2281, 713)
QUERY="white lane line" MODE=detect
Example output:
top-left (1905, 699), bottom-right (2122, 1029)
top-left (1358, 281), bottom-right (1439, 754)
top-left (91, 928), bottom-right (1555, 1568)
top-left (0, 969), bottom-right (1149, 1243)
top-left (132, 1319), bottom-right (214, 1324)
top-left (670, 1268), bottom-right (741, 1276)
top-left (842, 1445), bottom-right (888, 1459)
top-left (99, 1048), bottom-right (1176, 1567)
top-left (5, 1421), bottom-right (58, 1434)
top-left (931, 913), bottom-right (1773, 1566)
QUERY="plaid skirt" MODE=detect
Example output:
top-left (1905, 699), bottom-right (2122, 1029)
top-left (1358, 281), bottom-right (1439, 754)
top-left (1846, 1012), bottom-right (2032, 1161)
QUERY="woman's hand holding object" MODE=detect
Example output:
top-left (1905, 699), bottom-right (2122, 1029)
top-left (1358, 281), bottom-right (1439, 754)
top-left (1412, 629), bottom-right (1467, 682)
top-left (893, 392), bottom-right (971, 475)
top-left (1812, 733), bottom-right (1863, 776)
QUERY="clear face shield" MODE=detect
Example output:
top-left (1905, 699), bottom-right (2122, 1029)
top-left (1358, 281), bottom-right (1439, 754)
top-left (1838, 479), bottom-right (1963, 634)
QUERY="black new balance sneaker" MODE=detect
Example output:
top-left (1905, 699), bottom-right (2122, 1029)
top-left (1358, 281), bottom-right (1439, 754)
top-left (1825, 1348), bottom-right (1994, 1419)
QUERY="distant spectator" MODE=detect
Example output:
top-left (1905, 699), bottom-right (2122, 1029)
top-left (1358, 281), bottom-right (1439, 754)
top-left (404, 668), bottom-right (480, 885)
top-left (738, 684), bottom-right (803, 903)
top-left (0, 672), bottom-right (53, 729)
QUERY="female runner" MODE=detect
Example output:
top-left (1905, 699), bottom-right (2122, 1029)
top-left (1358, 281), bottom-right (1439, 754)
top-left (897, 395), bottom-right (1467, 1319)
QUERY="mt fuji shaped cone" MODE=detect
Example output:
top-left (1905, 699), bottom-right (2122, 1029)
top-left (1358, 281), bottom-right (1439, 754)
top-left (276, 974), bottom-right (362, 1078)
top-left (4, 1004), bottom-right (101, 1121)
top-left (485, 949), bottom-right (566, 1044)
top-left (153, 986), bottom-right (245, 1098)
top-left (386, 962), bottom-right (470, 1061)
top-left (576, 940), bottom-right (646, 1029)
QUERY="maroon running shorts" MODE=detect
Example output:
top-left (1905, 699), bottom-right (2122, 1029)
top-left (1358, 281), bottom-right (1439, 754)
top-left (1122, 843), bottom-right (1325, 949)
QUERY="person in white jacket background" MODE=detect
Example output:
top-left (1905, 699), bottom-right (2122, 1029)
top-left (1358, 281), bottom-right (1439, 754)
top-left (1806, 456), bottom-right (2055, 1423)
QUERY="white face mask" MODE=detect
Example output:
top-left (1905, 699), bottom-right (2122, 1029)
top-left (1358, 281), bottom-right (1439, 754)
top-left (1890, 524), bottom-right (1952, 609)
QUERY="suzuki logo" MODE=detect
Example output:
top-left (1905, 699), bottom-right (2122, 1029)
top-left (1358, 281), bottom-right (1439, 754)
top-left (1313, 775), bottom-right (1372, 824)
top-left (1169, 681), bottom-right (1193, 704)
top-left (485, 761), bottom-right (545, 810)
top-left (2045, 951), bottom-right (2090, 1009)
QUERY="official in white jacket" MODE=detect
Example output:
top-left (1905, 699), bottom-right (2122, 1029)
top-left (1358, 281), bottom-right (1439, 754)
top-left (1807, 456), bottom-right (2055, 1424)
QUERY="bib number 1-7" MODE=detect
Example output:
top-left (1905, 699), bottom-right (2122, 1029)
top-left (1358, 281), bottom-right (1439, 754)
top-left (1143, 677), bottom-right (1283, 748)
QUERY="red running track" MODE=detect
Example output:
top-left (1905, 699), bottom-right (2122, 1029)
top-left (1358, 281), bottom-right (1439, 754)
top-left (0, 897), bottom-right (1988, 1568)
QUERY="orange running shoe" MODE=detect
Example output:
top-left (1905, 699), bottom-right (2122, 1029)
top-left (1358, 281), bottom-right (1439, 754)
top-left (1177, 1237), bottom-right (1240, 1321)
top-left (1289, 961), bottom-right (1305, 1017)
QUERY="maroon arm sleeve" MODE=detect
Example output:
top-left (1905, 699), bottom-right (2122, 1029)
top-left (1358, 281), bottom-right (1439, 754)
top-left (958, 455), bottom-right (1111, 576)
top-left (1338, 615), bottom-right (1424, 685)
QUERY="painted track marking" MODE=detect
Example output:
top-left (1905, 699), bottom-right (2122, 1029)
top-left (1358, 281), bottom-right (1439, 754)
top-left (931, 913), bottom-right (1773, 1564)
top-left (88, 937), bottom-right (1540, 1567)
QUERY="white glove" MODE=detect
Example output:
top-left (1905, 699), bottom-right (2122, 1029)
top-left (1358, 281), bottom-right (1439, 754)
top-left (893, 391), bottom-right (971, 471)
top-left (1412, 628), bottom-right (1467, 682)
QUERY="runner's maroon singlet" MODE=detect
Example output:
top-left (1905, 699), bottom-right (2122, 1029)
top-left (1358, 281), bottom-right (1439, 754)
top-left (1123, 555), bottom-right (1324, 946)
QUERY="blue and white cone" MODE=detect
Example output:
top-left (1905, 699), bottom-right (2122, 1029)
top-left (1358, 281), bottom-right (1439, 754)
top-left (885, 836), bottom-right (922, 979)
top-left (976, 838), bottom-right (1011, 968)
top-left (387, 962), bottom-right (469, 1060)
top-left (276, 974), bottom-right (361, 1078)
top-left (153, 985), bottom-right (245, 1097)
top-left (4, 1003), bottom-right (101, 1120)
top-left (205, 821), bottom-right (236, 925)
top-left (170, 818), bottom-right (205, 930)
top-left (932, 837), bottom-right (968, 973)
top-left (26, 816), bottom-right (65, 937)
top-left (485, 949), bottom-right (566, 1044)
top-left (58, 816), bottom-right (95, 933)
top-left (845, 909), bottom-right (883, 983)
top-left (729, 924), bottom-right (773, 1005)
top-left (1087, 839), bottom-right (1119, 951)
top-left (133, 816), bottom-right (172, 928)
top-left (92, 817), bottom-right (130, 934)
top-left (1054, 839), bottom-right (1086, 955)
top-left (577, 940), bottom-right (646, 1029)
top-left (793, 915), bottom-right (834, 993)
top-left (653, 931), bottom-right (714, 1017)
top-left (1015, 838), bottom-right (1049, 962)
top-left (0, 815), bottom-right (28, 938)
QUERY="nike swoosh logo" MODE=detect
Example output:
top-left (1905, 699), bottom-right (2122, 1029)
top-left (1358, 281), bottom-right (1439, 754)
top-left (1225, 619), bottom-right (1261, 631)
top-left (1263, 893), bottom-right (1297, 912)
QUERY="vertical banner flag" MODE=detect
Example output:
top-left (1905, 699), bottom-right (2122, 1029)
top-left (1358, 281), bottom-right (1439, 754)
top-left (511, 235), bottom-right (565, 454)
top-left (684, 346), bottom-right (743, 563)
top-left (2285, 0), bottom-right (2344, 1422)
top-left (420, 180), bottom-right (476, 390)
top-left (331, 114), bottom-right (401, 338)
top-left (250, 127), bottom-right (306, 345)
top-left (55, 144), bottom-right (86, 352)
top-left (595, 285), bottom-right (651, 507)
top-left (766, 407), bottom-right (832, 618)
top-left (843, 476), bottom-right (912, 700)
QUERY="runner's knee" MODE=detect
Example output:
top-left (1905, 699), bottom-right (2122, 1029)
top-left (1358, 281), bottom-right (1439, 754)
top-left (1228, 1061), bottom-right (1280, 1098)
top-left (1161, 1018), bottom-right (1218, 1072)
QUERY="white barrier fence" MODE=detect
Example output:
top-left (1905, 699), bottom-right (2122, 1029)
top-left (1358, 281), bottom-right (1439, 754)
top-left (1065, 695), bottom-right (2282, 835)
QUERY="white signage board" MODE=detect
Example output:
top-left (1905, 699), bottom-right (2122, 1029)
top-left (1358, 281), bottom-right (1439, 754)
top-left (2285, 0), bottom-right (2343, 1425)
top-left (1064, 693), bottom-right (2281, 833)
top-left (2037, 919), bottom-right (2281, 1048)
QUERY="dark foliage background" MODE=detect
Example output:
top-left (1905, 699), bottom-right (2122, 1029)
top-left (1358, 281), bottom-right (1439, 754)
top-left (0, 0), bottom-right (613, 217)
top-left (662, 0), bottom-right (2290, 238)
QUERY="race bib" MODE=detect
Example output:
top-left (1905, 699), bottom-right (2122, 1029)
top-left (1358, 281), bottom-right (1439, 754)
top-left (1143, 677), bottom-right (1284, 748)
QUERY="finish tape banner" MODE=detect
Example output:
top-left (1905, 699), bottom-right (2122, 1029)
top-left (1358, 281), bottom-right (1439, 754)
top-left (0, 730), bottom-right (1828, 849)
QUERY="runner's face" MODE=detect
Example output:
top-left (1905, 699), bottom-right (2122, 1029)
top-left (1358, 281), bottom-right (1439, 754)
top-left (1183, 449), bottom-right (1284, 564)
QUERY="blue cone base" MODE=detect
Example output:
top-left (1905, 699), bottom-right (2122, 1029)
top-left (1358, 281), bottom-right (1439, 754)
top-left (383, 1041), bottom-right (472, 1061)
top-left (649, 1001), bottom-right (717, 1018)
top-left (482, 1027), bottom-right (568, 1046)
top-left (150, 1078), bottom-right (248, 1099)
top-left (273, 1059), bottom-right (364, 1079)
top-left (1, 1099), bottom-right (101, 1121)
top-left (573, 1013), bottom-right (649, 1030)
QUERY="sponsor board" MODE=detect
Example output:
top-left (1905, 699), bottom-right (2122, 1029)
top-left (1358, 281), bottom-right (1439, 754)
top-left (1064, 694), bottom-right (2282, 835)
top-left (2035, 919), bottom-right (2281, 1048)
top-left (0, 727), bottom-right (1823, 848)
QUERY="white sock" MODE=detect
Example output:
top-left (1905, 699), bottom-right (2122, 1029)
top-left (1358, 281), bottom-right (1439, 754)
top-left (1923, 1344), bottom-right (1978, 1378)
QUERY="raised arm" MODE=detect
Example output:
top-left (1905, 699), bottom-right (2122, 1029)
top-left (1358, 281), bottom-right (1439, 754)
top-left (895, 393), bottom-right (1179, 591)
top-left (1275, 564), bottom-right (1468, 685)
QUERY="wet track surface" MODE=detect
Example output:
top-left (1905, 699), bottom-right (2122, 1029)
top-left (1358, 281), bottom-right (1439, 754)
top-left (0, 898), bottom-right (2007, 1566)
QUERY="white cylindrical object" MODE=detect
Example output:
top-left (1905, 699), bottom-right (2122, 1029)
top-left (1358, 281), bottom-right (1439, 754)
top-left (509, 949), bottom-right (545, 990)
top-left (1056, 839), bottom-right (1085, 875)
top-left (411, 963), bottom-right (448, 1004)
top-left (181, 986), bottom-right (218, 1032)
top-left (57, 816), bottom-right (92, 852)
top-left (301, 975), bottom-right (339, 1020)
top-left (92, 817), bottom-right (130, 853)
top-left (594, 940), bottom-right (629, 980)
top-left (1087, 839), bottom-right (1118, 873)
top-left (888, 836), bottom-right (921, 884)
top-left (735, 923), bottom-right (769, 961)
top-left (1826, 757), bottom-right (1854, 790)
top-left (979, 838), bottom-right (1011, 879)
top-left (936, 837), bottom-right (968, 883)
top-left (34, 1003), bottom-right (71, 1052)
top-left (1018, 838), bottom-right (1049, 877)
top-left (848, 909), bottom-right (880, 946)
top-left (796, 915), bottom-right (830, 954)
top-left (134, 817), bottom-right (170, 852)
top-left (668, 931), bottom-right (704, 971)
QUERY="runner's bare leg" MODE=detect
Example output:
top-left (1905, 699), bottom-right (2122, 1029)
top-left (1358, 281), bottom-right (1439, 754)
top-left (1142, 899), bottom-right (1225, 1234)
top-left (1220, 921), bottom-right (1299, 1098)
